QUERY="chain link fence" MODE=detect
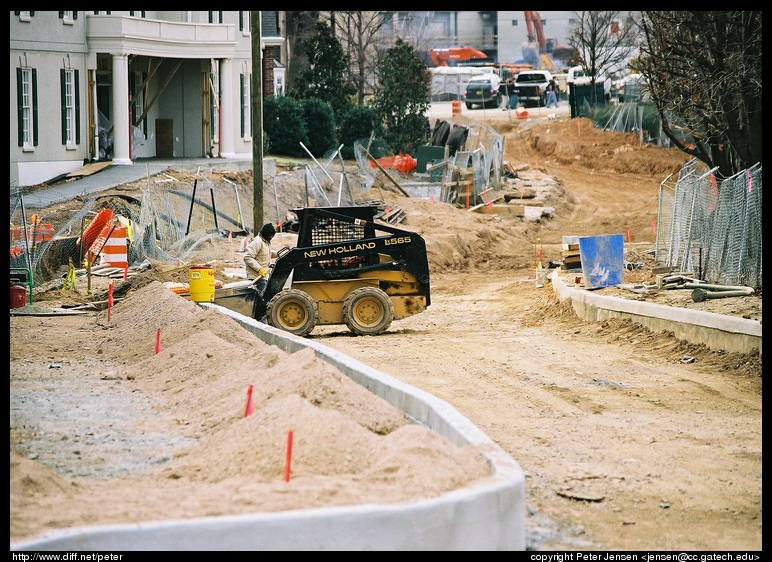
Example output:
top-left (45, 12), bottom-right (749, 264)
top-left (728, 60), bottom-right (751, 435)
top-left (656, 159), bottom-right (762, 289)
top-left (10, 189), bottom-right (112, 282)
top-left (9, 169), bottom-right (256, 287)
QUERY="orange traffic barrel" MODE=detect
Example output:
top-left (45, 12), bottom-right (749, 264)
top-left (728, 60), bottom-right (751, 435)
top-left (451, 100), bottom-right (462, 117)
top-left (97, 224), bottom-right (129, 269)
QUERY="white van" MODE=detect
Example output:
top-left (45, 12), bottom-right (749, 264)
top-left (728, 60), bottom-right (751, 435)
top-left (567, 65), bottom-right (612, 100)
top-left (566, 65), bottom-right (587, 85)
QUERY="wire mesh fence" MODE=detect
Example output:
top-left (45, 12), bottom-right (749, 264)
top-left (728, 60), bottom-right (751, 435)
top-left (12, 123), bottom-right (506, 290)
top-left (656, 159), bottom-right (762, 289)
top-left (9, 169), bottom-right (256, 287)
top-left (10, 188), bottom-right (111, 281)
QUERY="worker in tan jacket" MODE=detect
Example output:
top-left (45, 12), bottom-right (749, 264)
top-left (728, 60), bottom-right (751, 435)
top-left (244, 223), bottom-right (277, 295)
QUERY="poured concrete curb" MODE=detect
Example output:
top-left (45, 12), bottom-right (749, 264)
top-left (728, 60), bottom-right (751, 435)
top-left (549, 269), bottom-right (762, 356)
top-left (12, 306), bottom-right (526, 552)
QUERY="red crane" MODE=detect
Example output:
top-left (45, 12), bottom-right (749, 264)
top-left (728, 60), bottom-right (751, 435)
top-left (523, 11), bottom-right (546, 53)
top-left (522, 11), bottom-right (574, 70)
top-left (430, 47), bottom-right (488, 67)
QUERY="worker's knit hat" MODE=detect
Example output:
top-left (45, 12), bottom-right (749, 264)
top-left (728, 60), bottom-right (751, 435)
top-left (260, 223), bottom-right (276, 239)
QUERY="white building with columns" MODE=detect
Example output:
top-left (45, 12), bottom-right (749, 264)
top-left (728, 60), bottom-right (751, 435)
top-left (10, 11), bottom-right (284, 187)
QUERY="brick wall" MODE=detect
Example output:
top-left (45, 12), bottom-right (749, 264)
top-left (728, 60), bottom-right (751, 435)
top-left (263, 46), bottom-right (275, 97)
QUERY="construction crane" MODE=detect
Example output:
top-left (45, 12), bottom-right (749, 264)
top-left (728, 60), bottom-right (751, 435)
top-left (522, 11), bottom-right (572, 72)
top-left (398, 11), bottom-right (434, 47)
top-left (430, 47), bottom-right (489, 67)
top-left (524, 10), bottom-right (547, 53)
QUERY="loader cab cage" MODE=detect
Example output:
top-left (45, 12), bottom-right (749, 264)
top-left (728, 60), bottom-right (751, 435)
top-left (295, 206), bottom-right (378, 246)
top-left (293, 206), bottom-right (384, 274)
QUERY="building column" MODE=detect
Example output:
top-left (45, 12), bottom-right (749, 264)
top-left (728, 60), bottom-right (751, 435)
top-left (218, 58), bottom-right (235, 158)
top-left (111, 54), bottom-right (132, 165)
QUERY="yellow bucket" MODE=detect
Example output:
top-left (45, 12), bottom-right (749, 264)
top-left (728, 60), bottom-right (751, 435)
top-left (189, 264), bottom-right (215, 303)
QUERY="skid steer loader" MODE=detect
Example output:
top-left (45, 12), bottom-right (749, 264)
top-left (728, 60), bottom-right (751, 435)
top-left (223, 205), bottom-right (431, 337)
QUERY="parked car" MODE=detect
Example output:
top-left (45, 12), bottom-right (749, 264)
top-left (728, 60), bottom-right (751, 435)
top-left (565, 65), bottom-right (586, 86)
top-left (617, 73), bottom-right (648, 103)
top-left (464, 74), bottom-right (503, 110)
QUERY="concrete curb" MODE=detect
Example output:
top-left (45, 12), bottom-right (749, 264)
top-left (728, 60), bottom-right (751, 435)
top-left (11, 305), bottom-right (526, 552)
top-left (548, 269), bottom-right (762, 356)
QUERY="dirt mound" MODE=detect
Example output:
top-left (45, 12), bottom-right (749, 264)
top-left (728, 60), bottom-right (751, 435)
top-left (10, 281), bottom-right (493, 544)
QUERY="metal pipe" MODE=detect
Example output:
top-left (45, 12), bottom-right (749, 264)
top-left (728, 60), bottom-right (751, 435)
top-left (272, 174), bottom-right (280, 225)
top-left (684, 282), bottom-right (754, 292)
top-left (185, 169), bottom-right (199, 235)
top-left (299, 142), bottom-right (335, 185)
top-left (209, 183), bottom-right (219, 231)
top-left (223, 178), bottom-right (245, 231)
top-left (691, 287), bottom-right (755, 302)
top-left (19, 192), bottom-right (32, 273)
top-left (337, 150), bottom-right (355, 205)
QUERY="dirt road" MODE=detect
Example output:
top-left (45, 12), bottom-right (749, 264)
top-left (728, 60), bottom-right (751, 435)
top-left (312, 268), bottom-right (761, 550)
top-left (311, 111), bottom-right (762, 550)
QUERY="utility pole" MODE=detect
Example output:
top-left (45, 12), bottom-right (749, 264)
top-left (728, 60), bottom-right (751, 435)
top-left (251, 11), bottom-right (264, 233)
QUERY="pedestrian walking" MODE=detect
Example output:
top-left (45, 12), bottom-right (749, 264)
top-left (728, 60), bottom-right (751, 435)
top-left (545, 79), bottom-right (559, 108)
top-left (507, 78), bottom-right (520, 110)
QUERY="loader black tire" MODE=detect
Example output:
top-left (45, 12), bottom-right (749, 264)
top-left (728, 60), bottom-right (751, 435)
top-left (342, 287), bottom-right (394, 336)
top-left (266, 289), bottom-right (318, 337)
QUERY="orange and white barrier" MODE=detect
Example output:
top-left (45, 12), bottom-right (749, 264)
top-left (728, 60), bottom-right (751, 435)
top-left (89, 223), bottom-right (128, 269)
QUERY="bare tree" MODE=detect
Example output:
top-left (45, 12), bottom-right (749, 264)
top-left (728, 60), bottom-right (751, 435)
top-left (636, 11), bottom-right (762, 177)
top-left (291, 12), bottom-right (442, 106)
top-left (383, 11), bottom-right (439, 67)
top-left (568, 11), bottom-right (638, 105)
top-left (322, 11), bottom-right (395, 106)
top-left (285, 12), bottom-right (319, 95)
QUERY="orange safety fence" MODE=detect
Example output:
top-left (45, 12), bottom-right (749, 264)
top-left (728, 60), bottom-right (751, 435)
top-left (369, 153), bottom-right (417, 174)
top-left (78, 208), bottom-right (114, 254)
top-left (9, 223), bottom-right (56, 243)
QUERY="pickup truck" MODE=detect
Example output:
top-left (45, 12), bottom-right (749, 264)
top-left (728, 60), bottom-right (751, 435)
top-left (514, 70), bottom-right (553, 107)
